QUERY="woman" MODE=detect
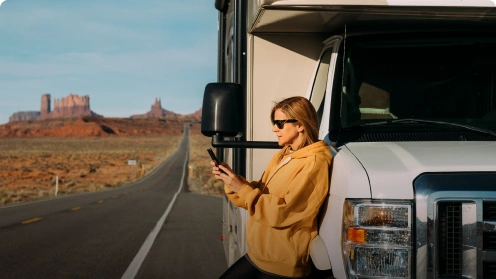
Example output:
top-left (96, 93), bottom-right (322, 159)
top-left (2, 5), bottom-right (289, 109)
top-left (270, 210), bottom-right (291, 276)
top-left (211, 96), bottom-right (332, 279)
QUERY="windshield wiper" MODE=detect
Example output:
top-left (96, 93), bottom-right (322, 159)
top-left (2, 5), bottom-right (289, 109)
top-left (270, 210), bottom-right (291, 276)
top-left (362, 118), bottom-right (496, 138)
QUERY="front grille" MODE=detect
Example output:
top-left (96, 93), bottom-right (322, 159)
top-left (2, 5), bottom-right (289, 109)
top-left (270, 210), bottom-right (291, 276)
top-left (438, 202), bottom-right (462, 277)
top-left (484, 201), bottom-right (496, 221)
top-left (414, 172), bottom-right (496, 279)
top-left (484, 232), bottom-right (496, 250)
top-left (484, 262), bottom-right (496, 278)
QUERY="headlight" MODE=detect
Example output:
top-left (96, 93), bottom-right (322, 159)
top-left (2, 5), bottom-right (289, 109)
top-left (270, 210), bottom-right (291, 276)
top-left (343, 200), bottom-right (412, 278)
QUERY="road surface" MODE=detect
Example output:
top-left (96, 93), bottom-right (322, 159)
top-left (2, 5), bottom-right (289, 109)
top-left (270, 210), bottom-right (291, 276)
top-left (0, 125), bottom-right (226, 279)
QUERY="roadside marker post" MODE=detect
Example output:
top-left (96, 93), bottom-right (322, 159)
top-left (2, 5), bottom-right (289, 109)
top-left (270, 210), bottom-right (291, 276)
top-left (55, 176), bottom-right (59, 196)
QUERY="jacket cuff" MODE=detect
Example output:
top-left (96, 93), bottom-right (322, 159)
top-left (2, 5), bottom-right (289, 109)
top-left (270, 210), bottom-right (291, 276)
top-left (236, 183), bottom-right (253, 199)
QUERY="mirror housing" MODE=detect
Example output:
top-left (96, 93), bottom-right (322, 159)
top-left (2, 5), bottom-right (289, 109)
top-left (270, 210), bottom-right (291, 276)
top-left (215, 0), bottom-right (229, 13)
top-left (201, 82), bottom-right (280, 149)
top-left (201, 83), bottom-right (243, 138)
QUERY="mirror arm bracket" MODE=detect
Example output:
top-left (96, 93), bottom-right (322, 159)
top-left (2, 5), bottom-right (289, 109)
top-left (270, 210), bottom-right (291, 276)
top-left (211, 134), bottom-right (280, 149)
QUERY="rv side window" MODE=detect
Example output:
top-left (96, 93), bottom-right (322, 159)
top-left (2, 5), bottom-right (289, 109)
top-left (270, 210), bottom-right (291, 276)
top-left (310, 49), bottom-right (333, 124)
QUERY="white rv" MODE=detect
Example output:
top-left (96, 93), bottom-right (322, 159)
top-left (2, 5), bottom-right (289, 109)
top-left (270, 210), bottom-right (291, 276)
top-left (201, 1), bottom-right (496, 278)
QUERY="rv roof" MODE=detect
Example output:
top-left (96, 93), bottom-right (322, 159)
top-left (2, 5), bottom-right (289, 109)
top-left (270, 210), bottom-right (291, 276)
top-left (250, 1), bottom-right (496, 33)
top-left (259, 0), bottom-right (496, 8)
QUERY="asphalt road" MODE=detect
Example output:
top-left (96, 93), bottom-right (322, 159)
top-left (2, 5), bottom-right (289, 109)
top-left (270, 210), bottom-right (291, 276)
top-left (0, 125), bottom-right (226, 279)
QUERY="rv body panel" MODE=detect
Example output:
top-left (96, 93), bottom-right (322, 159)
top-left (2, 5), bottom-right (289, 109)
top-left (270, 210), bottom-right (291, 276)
top-left (207, 1), bottom-right (496, 277)
top-left (247, 33), bottom-right (327, 180)
top-left (258, 0), bottom-right (496, 7)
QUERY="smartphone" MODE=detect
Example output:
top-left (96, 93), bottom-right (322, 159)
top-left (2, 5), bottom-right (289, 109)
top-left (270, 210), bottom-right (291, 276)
top-left (207, 148), bottom-right (225, 173)
top-left (207, 148), bottom-right (220, 166)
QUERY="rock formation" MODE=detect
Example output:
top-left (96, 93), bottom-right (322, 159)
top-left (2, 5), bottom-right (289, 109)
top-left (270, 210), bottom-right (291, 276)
top-left (39, 94), bottom-right (101, 120)
top-left (130, 98), bottom-right (178, 119)
top-left (40, 94), bottom-right (51, 118)
top-left (9, 111), bottom-right (41, 122)
top-left (9, 93), bottom-right (102, 122)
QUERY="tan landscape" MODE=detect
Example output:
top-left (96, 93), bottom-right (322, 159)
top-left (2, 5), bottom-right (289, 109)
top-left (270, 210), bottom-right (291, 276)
top-left (0, 117), bottom-right (221, 206)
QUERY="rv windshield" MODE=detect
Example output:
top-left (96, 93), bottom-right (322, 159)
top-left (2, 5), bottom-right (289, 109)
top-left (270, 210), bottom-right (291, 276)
top-left (340, 34), bottom-right (496, 136)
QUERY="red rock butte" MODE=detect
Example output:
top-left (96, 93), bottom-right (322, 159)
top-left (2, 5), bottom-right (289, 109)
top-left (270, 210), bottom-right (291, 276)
top-left (39, 94), bottom-right (102, 120)
top-left (9, 94), bottom-right (101, 122)
top-left (130, 98), bottom-right (178, 119)
top-left (8, 95), bottom-right (202, 124)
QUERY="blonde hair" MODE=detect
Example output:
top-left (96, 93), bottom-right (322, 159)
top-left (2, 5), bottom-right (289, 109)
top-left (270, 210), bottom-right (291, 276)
top-left (271, 96), bottom-right (319, 160)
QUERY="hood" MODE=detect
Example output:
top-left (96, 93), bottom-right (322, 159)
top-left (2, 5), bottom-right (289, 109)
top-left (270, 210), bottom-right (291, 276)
top-left (285, 141), bottom-right (332, 165)
top-left (345, 141), bottom-right (496, 199)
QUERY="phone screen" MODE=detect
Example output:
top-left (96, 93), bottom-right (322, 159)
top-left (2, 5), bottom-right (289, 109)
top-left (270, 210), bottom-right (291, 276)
top-left (207, 148), bottom-right (220, 166)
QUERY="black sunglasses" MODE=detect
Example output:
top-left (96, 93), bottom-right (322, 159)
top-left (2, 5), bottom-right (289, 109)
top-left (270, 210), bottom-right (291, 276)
top-left (272, 119), bottom-right (298, 129)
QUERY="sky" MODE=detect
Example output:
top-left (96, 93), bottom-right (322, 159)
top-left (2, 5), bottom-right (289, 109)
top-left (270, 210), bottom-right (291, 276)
top-left (0, 0), bottom-right (218, 124)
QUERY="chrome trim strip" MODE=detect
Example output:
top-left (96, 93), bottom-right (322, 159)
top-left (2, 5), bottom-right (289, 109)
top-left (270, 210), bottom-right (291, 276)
top-left (476, 199), bottom-right (484, 278)
top-left (415, 189), bottom-right (429, 279)
top-left (462, 202), bottom-right (477, 279)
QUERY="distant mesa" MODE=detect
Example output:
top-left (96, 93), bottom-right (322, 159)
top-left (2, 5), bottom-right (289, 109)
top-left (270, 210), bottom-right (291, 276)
top-left (130, 98), bottom-right (179, 119)
top-left (9, 94), bottom-right (202, 123)
top-left (9, 111), bottom-right (40, 122)
top-left (39, 94), bottom-right (102, 120)
top-left (9, 94), bottom-right (102, 122)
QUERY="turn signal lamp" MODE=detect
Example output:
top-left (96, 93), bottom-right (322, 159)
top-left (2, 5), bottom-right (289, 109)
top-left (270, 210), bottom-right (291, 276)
top-left (347, 228), bottom-right (366, 244)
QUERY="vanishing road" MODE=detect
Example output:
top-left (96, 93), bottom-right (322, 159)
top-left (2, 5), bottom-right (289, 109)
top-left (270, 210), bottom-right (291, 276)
top-left (0, 124), bottom-right (226, 279)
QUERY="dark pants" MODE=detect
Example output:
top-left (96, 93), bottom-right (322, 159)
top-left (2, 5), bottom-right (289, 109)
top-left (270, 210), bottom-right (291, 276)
top-left (218, 255), bottom-right (334, 279)
top-left (218, 255), bottom-right (298, 279)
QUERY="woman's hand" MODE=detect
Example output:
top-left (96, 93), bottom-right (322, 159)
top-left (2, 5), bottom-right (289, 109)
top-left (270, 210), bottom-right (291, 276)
top-left (210, 161), bottom-right (247, 193)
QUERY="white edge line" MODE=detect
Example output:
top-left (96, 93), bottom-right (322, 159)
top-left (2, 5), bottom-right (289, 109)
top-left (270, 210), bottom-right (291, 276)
top-left (121, 144), bottom-right (189, 279)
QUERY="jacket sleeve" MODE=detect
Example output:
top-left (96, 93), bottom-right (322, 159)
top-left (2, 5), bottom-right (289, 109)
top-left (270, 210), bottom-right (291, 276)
top-left (224, 181), bottom-right (260, 209)
top-left (236, 158), bottom-right (329, 228)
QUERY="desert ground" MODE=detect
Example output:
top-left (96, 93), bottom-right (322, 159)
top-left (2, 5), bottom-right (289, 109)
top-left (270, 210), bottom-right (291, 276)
top-left (0, 117), bottom-right (221, 206)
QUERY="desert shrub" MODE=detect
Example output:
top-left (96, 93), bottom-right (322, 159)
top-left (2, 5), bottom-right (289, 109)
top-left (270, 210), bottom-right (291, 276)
top-left (0, 135), bottom-right (182, 205)
top-left (187, 124), bottom-right (223, 196)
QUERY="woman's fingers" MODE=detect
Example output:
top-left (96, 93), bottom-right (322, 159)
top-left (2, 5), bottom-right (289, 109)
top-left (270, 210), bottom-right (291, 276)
top-left (219, 163), bottom-right (234, 173)
top-left (211, 163), bottom-right (243, 192)
top-left (211, 161), bottom-right (224, 179)
top-left (218, 165), bottom-right (231, 176)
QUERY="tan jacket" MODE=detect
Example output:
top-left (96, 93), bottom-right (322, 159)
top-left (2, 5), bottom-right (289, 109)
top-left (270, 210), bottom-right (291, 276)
top-left (225, 141), bottom-right (332, 277)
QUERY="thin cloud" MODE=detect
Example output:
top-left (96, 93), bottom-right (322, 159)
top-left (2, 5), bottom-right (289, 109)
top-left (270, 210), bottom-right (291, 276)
top-left (0, 45), bottom-right (216, 78)
top-left (0, 0), bottom-right (218, 124)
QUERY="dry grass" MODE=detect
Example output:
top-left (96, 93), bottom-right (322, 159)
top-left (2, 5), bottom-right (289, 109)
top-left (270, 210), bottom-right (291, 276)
top-left (187, 123), bottom-right (224, 197)
top-left (0, 123), bottom-right (224, 206)
top-left (0, 136), bottom-right (181, 205)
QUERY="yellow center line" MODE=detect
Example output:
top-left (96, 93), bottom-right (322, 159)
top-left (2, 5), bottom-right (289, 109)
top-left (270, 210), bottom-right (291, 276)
top-left (97, 200), bottom-right (104, 204)
top-left (71, 207), bottom-right (82, 211)
top-left (21, 217), bottom-right (42, 225)
top-left (112, 195), bottom-right (119, 199)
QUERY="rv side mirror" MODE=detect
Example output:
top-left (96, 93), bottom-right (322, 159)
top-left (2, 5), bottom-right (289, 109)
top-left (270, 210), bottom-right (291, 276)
top-left (201, 83), bottom-right (243, 137)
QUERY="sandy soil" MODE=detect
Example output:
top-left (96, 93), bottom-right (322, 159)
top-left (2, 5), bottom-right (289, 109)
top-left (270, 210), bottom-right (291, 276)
top-left (0, 118), bottom-right (220, 206)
